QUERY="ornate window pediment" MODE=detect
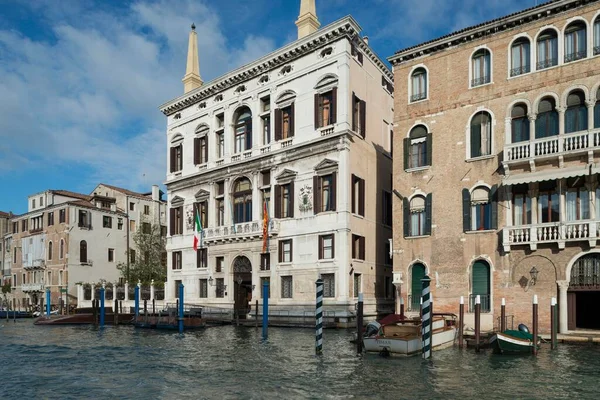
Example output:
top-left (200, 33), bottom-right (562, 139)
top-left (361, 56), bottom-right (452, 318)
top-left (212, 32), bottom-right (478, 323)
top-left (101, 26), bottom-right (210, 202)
top-left (194, 189), bottom-right (210, 201)
top-left (314, 74), bottom-right (339, 91)
top-left (171, 195), bottom-right (185, 207)
top-left (195, 124), bottom-right (209, 136)
top-left (276, 168), bottom-right (298, 182)
top-left (276, 90), bottom-right (297, 107)
top-left (314, 158), bottom-right (338, 173)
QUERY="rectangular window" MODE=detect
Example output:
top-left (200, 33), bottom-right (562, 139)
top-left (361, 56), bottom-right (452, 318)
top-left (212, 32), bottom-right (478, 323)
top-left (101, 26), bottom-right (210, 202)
top-left (314, 173), bottom-right (336, 214)
top-left (172, 251), bottom-right (182, 270)
top-left (216, 278), bottom-right (225, 298)
top-left (319, 234), bottom-right (334, 260)
top-left (281, 105), bottom-right (294, 139)
top-left (170, 206), bottom-right (183, 235)
top-left (59, 209), bottom-right (66, 223)
top-left (103, 216), bottom-right (112, 228)
top-left (170, 144), bottom-right (183, 172)
top-left (566, 187), bottom-right (590, 221)
top-left (47, 212), bottom-right (54, 226)
top-left (409, 136), bottom-right (428, 168)
top-left (130, 249), bottom-right (136, 264)
top-left (39, 197), bottom-right (43, 207)
top-left (22, 219), bottom-right (27, 231)
top-left (199, 279), bottom-right (208, 298)
top-left (281, 275), bottom-right (293, 299)
top-left (118, 218), bottom-right (123, 230)
top-left (275, 183), bottom-right (293, 218)
top-left (142, 222), bottom-right (151, 234)
top-left (215, 256), bottom-right (224, 273)
top-left (538, 190), bottom-right (559, 223)
top-left (353, 273), bottom-right (362, 297)
top-left (316, 89), bottom-right (336, 128)
top-left (196, 248), bottom-right (207, 269)
top-left (130, 220), bottom-right (136, 233)
top-left (352, 234), bottom-right (365, 260)
top-left (278, 239), bottom-right (292, 263)
top-left (216, 113), bottom-right (224, 128)
top-left (322, 273), bottom-right (335, 298)
top-left (260, 277), bottom-right (271, 298)
top-left (352, 93), bottom-right (366, 138)
top-left (512, 190), bottom-right (532, 226)
top-left (129, 202), bottom-right (135, 211)
top-left (262, 115), bottom-right (271, 144)
top-left (108, 248), bottom-right (114, 262)
top-left (260, 253), bottom-right (270, 271)
top-left (471, 202), bottom-right (492, 230)
top-left (216, 199), bottom-right (224, 227)
top-left (78, 210), bottom-right (90, 229)
top-left (382, 191), bottom-right (392, 226)
top-left (216, 132), bottom-right (225, 159)
top-left (194, 136), bottom-right (208, 165)
top-left (12, 222), bottom-right (18, 233)
top-left (195, 201), bottom-right (208, 230)
top-left (262, 170), bottom-right (271, 186)
top-left (32, 199), bottom-right (36, 208)
top-left (144, 205), bottom-right (150, 215)
top-left (352, 175), bottom-right (365, 216)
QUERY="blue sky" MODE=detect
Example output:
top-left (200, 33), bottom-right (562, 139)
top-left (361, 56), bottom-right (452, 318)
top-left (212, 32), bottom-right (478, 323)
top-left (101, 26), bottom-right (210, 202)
top-left (0, 0), bottom-right (529, 214)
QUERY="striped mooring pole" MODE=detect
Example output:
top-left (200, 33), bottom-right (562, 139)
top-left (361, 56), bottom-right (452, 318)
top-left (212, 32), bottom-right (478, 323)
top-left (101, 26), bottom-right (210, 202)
top-left (262, 281), bottom-right (269, 340)
top-left (421, 275), bottom-right (432, 359)
top-left (134, 285), bottom-right (140, 322)
top-left (45, 287), bottom-right (51, 317)
top-left (551, 297), bottom-right (557, 350)
top-left (99, 285), bottom-right (105, 328)
top-left (315, 278), bottom-right (323, 355)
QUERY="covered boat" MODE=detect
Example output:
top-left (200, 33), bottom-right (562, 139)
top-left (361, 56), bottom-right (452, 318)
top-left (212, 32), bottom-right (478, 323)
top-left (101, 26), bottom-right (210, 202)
top-left (489, 324), bottom-right (539, 354)
top-left (362, 313), bottom-right (457, 356)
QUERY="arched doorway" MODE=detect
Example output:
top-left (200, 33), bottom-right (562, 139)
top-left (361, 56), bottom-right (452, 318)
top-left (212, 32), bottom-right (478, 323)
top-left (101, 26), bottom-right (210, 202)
top-left (233, 256), bottom-right (252, 319)
top-left (471, 260), bottom-right (491, 313)
top-left (568, 254), bottom-right (600, 330)
top-left (410, 263), bottom-right (425, 311)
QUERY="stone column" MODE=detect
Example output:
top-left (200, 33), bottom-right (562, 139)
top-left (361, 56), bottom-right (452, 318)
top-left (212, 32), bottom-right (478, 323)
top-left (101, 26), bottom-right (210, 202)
top-left (505, 186), bottom-right (513, 227)
top-left (586, 100), bottom-right (595, 131)
top-left (224, 178), bottom-right (232, 228)
top-left (528, 113), bottom-right (537, 146)
top-left (528, 184), bottom-right (539, 246)
top-left (557, 106), bottom-right (566, 137)
top-left (124, 282), bottom-right (129, 301)
top-left (252, 171), bottom-right (260, 222)
top-left (208, 182), bottom-right (216, 229)
top-left (150, 280), bottom-right (155, 301)
top-left (557, 280), bottom-right (569, 334)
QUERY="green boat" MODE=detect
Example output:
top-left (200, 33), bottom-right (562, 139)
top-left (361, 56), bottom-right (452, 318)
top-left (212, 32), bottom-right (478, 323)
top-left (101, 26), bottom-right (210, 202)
top-left (490, 329), bottom-right (539, 354)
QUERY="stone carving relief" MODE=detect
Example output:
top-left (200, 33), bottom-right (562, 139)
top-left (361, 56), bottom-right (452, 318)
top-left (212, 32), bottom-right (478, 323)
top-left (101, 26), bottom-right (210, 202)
top-left (299, 184), bottom-right (313, 212)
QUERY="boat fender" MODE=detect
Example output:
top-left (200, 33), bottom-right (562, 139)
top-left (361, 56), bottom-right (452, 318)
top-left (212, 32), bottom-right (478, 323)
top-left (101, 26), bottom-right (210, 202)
top-left (518, 323), bottom-right (530, 333)
top-left (379, 347), bottom-right (391, 358)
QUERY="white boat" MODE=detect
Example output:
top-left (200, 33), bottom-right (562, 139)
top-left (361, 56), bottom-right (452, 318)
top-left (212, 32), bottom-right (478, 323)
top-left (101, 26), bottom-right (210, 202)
top-left (362, 313), bottom-right (458, 356)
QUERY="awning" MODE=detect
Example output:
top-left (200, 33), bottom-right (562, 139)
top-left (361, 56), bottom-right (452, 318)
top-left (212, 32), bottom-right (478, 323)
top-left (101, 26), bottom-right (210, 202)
top-left (503, 165), bottom-right (600, 186)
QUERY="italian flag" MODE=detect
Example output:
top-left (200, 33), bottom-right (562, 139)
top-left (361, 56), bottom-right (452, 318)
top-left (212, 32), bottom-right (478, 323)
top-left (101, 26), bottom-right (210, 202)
top-left (193, 209), bottom-right (203, 251)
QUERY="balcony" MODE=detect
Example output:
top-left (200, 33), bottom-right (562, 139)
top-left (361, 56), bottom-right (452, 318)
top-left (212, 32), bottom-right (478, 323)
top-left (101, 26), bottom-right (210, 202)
top-left (503, 129), bottom-right (600, 173)
top-left (502, 220), bottom-right (599, 252)
top-left (203, 219), bottom-right (280, 244)
top-left (23, 259), bottom-right (45, 270)
top-left (22, 283), bottom-right (44, 292)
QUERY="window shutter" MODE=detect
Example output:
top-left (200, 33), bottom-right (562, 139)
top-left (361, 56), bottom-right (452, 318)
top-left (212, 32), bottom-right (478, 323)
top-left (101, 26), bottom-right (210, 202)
top-left (359, 236), bottom-right (365, 260)
top-left (358, 178), bottom-right (365, 216)
top-left (289, 103), bottom-right (295, 137)
top-left (274, 185), bottom-right (281, 218)
top-left (169, 208), bottom-right (175, 235)
top-left (172, 252), bottom-right (176, 269)
top-left (331, 87), bottom-right (337, 124)
top-left (178, 206), bottom-right (183, 234)
top-left (472, 261), bottom-right (490, 295)
top-left (318, 236), bottom-right (323, 259)
top-left (352, 93), bottom-right (357, 132)
top-left (360, 100), bottom-right (366, 138)
top-left (470, 124), bottom-right (481, 158)
top-left (462, 188), bottom-right (471, 232)
top-left (351, 176), bottom-right (356, 213)
top-left (403, 198), bottom-right (409, 237)
top-left (331, 172), bottom-right (337, 212)
top-left (289, 240), bottom-right (293, 262)
top-left (203, 249), bottom-right (208, 267)
top-left (403, 138), bottom-right (410, 170)
top-left (170, 147), bottom-right (176, 172)
top-left (490, 184), bottom-right (498, 229)
top-left (204, 137), bottom-right (208, 163)
top-left (314, 93), bottom-right (320, 129)
top-left (278, 241), bottom-right (282, 263)
top-left (289, 182), bottom-right (295, 217)
top-left (275, 109), bottom-right (282, 141)
top-left (426, 133), bottom-right (433, 166)
top-left (193, 137), bottom-right (199, 165)
top-left (246, 120), bottom-right (253, 149)
top-left (331, 235), bottom-right (335, 258)
top-left (313, 175), bottom-right (321, 214)
top-left (425, 193), bottom-right (432, 236)
top-left (411, 264), bottom-right (425, 301)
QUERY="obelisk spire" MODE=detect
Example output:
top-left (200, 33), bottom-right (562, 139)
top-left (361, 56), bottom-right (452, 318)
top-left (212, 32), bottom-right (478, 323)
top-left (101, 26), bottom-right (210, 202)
top-left (295, 0), bottom-right (320, 39)
top-left (182, 23), bottom-right (203, 93)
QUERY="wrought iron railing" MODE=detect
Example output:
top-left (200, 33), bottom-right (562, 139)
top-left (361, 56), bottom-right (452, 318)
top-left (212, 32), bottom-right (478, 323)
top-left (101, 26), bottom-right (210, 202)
top-left (510, 65), bottom-right (530, 77)
top-left (471, 75), bottom-right (490, 87)
top-left (468, 294), bottom-right (491, 313)
top-left (410, 92), bottom-right (427, 102)
top-left (564, 51), bottom-right (587, 63)
top-left (407, 294), bottom-right (421, 312)
top-left (536, 57), bottom-right (558, 70)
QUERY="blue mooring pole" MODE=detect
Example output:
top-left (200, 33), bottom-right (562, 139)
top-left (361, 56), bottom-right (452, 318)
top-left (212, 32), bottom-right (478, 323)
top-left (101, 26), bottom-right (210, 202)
top-left (134, 285), bottom-right (140, 321)
top-left (262, 281), bottom-right (269, 339)
top-left (421, 275), bottom-right (432, 359)
top-left (45, 287), bottom-right (51, 317)
top-left (315, 279), bottom-right (324, 355)
top-left (178, 283), bottom-right (184, 334)
top-left (100, 285), bottom-right (105, 328)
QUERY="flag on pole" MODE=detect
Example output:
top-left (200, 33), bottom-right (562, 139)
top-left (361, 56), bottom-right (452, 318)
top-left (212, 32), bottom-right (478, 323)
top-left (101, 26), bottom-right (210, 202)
top-left (262, 199), bottom-right (269, 253)
top-left (193, 205), bottom-right (203, 251)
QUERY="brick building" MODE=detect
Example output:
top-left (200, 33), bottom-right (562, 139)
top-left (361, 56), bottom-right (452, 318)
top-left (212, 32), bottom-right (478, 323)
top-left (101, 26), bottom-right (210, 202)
top-left (389, 0), bottom-right (600, 333)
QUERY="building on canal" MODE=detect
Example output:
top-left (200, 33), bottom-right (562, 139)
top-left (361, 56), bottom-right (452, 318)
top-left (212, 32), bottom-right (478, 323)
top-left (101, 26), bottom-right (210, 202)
top-left (7, 184), bottom-right (166, 309)
top-left (1, 211), bottom-right (10, 285)
top-left (389, 0), bottom-right (600, 333)
top-left (160, 0), bottom-right (395, 323)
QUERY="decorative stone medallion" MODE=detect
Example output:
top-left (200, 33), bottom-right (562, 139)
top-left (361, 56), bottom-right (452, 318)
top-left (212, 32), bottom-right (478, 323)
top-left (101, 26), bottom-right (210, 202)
top-left (299, 185), bottom-right (313, 212)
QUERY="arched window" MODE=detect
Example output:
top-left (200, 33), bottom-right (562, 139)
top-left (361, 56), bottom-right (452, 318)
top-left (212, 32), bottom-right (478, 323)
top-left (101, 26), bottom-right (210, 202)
top-left (535, 97), bottom-right (559, 138)
top-left (462, 185), bottom-right (497, 232)
top-left (194, 125), bottom-right (209, 165)
top-left (234, 107), bottom-right (252, 153)
top-left (410, 263), bottom-right (426, 311)
top-left (470, 111), bottom-right (492, 158)
top-left (48, 241), bottom-right (53, 261)
top-left (570, 254), bottom-right (600, 289)
top-left (80, 240), bottom-right (87, 263)
top-left (471, 260), bottom-right (491, 312)
top-left (537, 29), bottom-right (558, 70)
top-left (169, 135), bottom-right (183, 173)
top-left (233, 178), bottom-right (252, 223)
top-left (565, 90), bottom-right (588, 133)
top-left (595, 88), bottom-right (600, 129)
top-left (471, 49), bottom-right (491, 87)
top-left (404, 125), bottom-right (431, 169)
top-left (410, 67), bottom-right (427, 102)
top-left (409, 196), bottom-right (426, 236)
top-left (564, 21), bottom-right (587, 63)
top-left (510, 37), bottom-right (531, 76)
top-left (594, 16), bottom-right (600, 56)
top-left (511, 103), bottom-right (529, 143)
top-left (59, 239), bottom-right (65, 259)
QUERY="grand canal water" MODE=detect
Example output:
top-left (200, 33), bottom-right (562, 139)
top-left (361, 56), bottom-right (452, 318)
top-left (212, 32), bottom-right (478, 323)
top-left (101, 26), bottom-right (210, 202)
top-left (1, 321), bottom-right (599, 399)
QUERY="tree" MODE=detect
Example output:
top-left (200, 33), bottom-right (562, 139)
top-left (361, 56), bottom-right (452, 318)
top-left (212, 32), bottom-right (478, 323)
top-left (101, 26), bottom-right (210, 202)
top-left (117, 222), bottom-right (167, 285)
top-left (1, 281), bottom-right (11, 310)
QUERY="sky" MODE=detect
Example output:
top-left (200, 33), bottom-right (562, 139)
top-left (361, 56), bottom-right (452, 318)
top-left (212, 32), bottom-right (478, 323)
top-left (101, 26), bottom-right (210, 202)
top-left (0, 0), bottom-right (531, 214)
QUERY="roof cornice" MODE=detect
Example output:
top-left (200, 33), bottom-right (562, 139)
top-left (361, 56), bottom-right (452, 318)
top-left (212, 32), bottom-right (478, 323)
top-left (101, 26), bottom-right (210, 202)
top-left (160, 16), bottom-right (392, 116)
top-left (388, 0), bottom-right (597, 65)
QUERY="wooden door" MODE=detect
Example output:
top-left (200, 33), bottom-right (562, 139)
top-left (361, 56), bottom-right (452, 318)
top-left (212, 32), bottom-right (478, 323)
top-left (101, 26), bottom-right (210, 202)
top-left (567, 291), bottom-right (576, 330)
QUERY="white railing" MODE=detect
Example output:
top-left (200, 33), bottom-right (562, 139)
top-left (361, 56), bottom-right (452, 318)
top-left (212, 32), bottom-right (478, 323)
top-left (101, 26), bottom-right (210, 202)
top-left (504, 129), bottom-right (600, 163)
top-left (23, 259), bottom-right (45, 269)
top-left (231, 154), bottom-right (241, 162)
top-left (22, 283), bottom-right (44, 292)
top-left (281, 138), bottom-right (294, 148)
top-left (215, 159), bottom-right (224, 166)
top-left (243, 150), bottom-right (252, 159)
top-left (260, 145), bottom-right (271, 154)
top-left (204, 219), bottom-right (280, 242)
top-left (320, 126), bottom-right (335, 136)
top-left (503, 220), bottom-right (598, 251)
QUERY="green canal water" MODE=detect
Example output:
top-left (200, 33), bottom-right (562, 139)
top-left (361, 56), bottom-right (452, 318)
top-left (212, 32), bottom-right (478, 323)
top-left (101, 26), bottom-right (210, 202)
top-left (1, 321), bottom-right (599, 399)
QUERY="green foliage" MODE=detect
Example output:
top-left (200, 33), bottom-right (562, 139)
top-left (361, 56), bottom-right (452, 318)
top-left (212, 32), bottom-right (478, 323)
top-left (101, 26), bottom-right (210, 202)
top-left (1, 282), bottom-right (11, 295)
top-left (117, 222), bottom-right (167, 285)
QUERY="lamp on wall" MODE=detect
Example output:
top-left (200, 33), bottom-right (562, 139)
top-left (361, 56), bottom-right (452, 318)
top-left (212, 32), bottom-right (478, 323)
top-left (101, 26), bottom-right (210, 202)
top-left (208, 276), bottom-right (227, 291)
top-left (529, 267), bottom-right (539, 286)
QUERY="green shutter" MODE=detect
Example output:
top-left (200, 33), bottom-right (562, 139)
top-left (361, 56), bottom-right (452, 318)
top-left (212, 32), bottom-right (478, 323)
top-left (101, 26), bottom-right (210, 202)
top-left (462, 188), bottom-right (471, 232)
top-left (424, 193), bottom-right (432, 236)
top-left (472, 261), bottom-right (490, 295)
top-left (490, 184), bottom-right (498, 229)
top-left (411, 263), bottom-right (426, 307)
top-left (403, 137), bottom-right (410, 170)
top-left (403, 197), bottom-right (409, 238)
top-left (426, 133), bottom-right (432, 166)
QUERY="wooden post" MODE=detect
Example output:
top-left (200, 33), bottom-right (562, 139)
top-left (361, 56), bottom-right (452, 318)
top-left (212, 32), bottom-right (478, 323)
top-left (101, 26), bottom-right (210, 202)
top-left (475, 295), bottom-right (481, 353)
top-left (255, 300), bottom-right (258, 329)
top-left (533, 295), bottom-right (538, 356)
top-left (92, 299), bottom-right (98, 327)
top-left (152, 299), bottom-right (156, 315)
top-left (356, 292), bottom-right (363, 354)
top-left (500, 298), bottom-right (506, 332)
top-left (551, 297), bottom-right (557, 350)
top-left (459, 296), bottom-right (464, 349)
top-left (400, 296), bottom-right (405, 318)
top-left (114, 299), bottom-right (119, 326)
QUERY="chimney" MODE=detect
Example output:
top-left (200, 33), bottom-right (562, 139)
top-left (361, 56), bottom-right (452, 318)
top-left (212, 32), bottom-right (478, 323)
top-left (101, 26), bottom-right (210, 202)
top-left (152, 185), bottom-right (160, 202)
top-left (363, 36), bottom-right (369, 45)
top-left (182, 23), bottom-right (203, 93)
top-left (295, 0), bottom-right (320, 39)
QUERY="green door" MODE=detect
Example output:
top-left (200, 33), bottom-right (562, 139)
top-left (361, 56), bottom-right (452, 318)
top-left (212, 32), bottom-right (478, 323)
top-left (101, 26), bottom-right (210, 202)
top-left (411, 263), bottom-right (426, 310)
top-left (472, 261), bottom-right (490, 312)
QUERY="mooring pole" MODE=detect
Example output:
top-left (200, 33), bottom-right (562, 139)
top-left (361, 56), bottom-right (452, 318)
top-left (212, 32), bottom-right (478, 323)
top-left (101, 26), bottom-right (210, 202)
top-left (400, 296), bottom-right (405, 318)
top-left (262, 281), bottom-right (269, 340)
top-left (532, 295), bottom-right (538, 356)
top-left (459, 296), bottom-right (464, 349)
top-left (501, 297), bottom-right (506, 332)
top-left (134, 285), bottom-right (140, 322)
top-left (315, 278), bottom-right (324, 355)
top-left (144, 299), bottom-right (148, 323)
top-left (255, 300), bottom-right (258, 329)
top-left (551, 297), bottom-right (557, 350)
top-left (46, 287), bottom-right (51, 318)
top-left (114, 299), bottom-right (119, 326)
top-left (92, 299), bottom-right (97, 327)
top-left (421, 275), bottom-right (432, 359)
top-left (475, 295), bottom-right (481, 353)
top-left (356, 292), bottom-right (364, 354)
top-left (178, 283), bottom-right (184, 334)
top-left (430, 293), bottom-right (434, 317)
top-left (100, 285), bottom-right (105, 328)
top-left (419, 296), bottom-right (423, 319)
top-left (152, 299), bottom-right (156, 315)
